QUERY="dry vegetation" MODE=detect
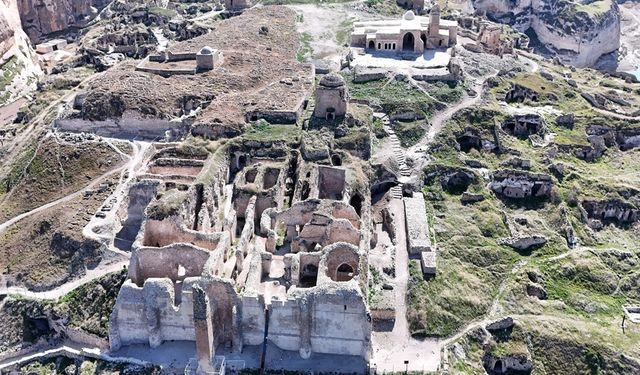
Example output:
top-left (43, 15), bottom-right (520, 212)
top-left (0, 137), bottom-right (125, 222)
top-left (0, 176), bottom-right (119, 289)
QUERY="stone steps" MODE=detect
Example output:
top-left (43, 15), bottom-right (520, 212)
top-left (384, 123), bottom-right (412, 196)
top-left (389, 185), bottom-right (403, 199)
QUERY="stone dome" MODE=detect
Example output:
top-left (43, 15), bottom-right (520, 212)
top-left (319, 73), bottom-right (345, 88)
top-left (199, 46), bottom-right (214, 55)
top-left (403, 10), bottom-right (416, 21)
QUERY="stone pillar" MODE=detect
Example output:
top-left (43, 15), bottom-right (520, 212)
top-left (193, 285), bottom-right (215, 374)
top-left (290, 255), bottom-right (300, 286)
top-left (108, 309), bottom-right (121, 351)
top-left (266, 230), bottom-right (277, 253)
top-left (236, 248), bottom-right (245, 273)
top-left (261, 252), bottom-right (272, 276)
top-left (231, 304), bottom-right (243, 352)
top-left (286, 225), bottom-right (297, 241)
top-left (298, 296), bottom-right (312, 359)
top-left (283, 254), bottom-right (293, 282)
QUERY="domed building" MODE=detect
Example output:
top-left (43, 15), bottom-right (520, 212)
top-left (314, 73), bottom-right (348, 120)
top-left (350, 5), bottom-right (457, 54)
top-left (196, 46), bottom-right (222, 71)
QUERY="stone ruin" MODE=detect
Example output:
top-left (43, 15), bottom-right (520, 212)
top-left (501, 113), bottom-right (545, 138)
top-left (107, 138), bottom-right (373, 371)
top-left (489, 170), bottom-right (554, 200)
top-left (580, 199), bottom-right (640, 229)
top-left (314, 73), bottom-right (348, 120)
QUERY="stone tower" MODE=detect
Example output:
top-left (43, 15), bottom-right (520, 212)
top-left (429, 4), bottom-right (440, 37)
top-left (314, 73), bottom-right (348, 120)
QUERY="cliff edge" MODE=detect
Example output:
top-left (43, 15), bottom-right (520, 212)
top-left (472, 0), bottom-right (620, 67)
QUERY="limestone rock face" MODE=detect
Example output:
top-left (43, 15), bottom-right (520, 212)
top-left (16, 0), bottom-right (111, 42)
top-left (0, 0), bottom-right (42, 102)
top-left (472, 0), bottom-right (620, 67)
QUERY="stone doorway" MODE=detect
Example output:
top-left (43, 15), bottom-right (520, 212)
top-left (402, 33), bottom-right (415, 51)
top-left (368, 40), bottom-right (375, 50)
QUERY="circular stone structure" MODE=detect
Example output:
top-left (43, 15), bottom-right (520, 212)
top-left (199, 46), bottom-right (214, 55)
top-left (318, 73), bottom-right (346, 88)
top-left (403, 10), bottom-right (416, 20)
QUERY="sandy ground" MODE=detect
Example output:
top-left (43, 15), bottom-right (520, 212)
top-left (370, 198), bottom-right (440, 373)
top-left (289, 3), bottom-right (353, 68)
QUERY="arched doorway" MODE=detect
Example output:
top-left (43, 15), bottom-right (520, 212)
top-left (336, 263), bottom-right (355, 281)
top-left (421, 34), bottom-right (427, 49)
top-left (368, 40), bottom-right (375, 50)
top-left (402, 33), bottom-right (415, 52)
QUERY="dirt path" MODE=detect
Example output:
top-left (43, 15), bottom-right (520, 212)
top-left (408, 71), bottom-right (497, 156)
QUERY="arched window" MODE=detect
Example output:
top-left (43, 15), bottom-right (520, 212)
top-left (336, 263), bottom-right (355, 281)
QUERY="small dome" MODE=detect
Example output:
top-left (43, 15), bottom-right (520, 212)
top-left (403, 10), bottom-right (416, 20)
top-left (199, 46), bottom-right (214, 55)
top-left (319, 73), bottom-right (345, 88)
top-left (430, 4), bottom-right (440, 14)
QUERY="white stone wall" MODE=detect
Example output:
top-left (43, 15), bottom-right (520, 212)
top-left (404, 192), bottom-right (432, 255)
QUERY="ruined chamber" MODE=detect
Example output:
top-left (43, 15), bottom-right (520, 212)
top-left (108, 139), bottom-right (373, 363)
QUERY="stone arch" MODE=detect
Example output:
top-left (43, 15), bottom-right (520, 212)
top-left (322, 242), bottom-right (360, 282)
top-left (331, 154), bottom-right (342, 166)
top-left (402, 32), bottom-right (415, 52)
top-left (368, 40), bottom-right (375, 50)
top-left (421, 33), bottom-right (426, 49)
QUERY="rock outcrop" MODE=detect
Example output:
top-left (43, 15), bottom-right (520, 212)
top-left (17, 0), bottom-right (111, 42)
top-left (472, 0), bottom-right (620, 67)
top-left (489, 170), bottom-right (554, 200)
top-left (581, 199), bottom-right (639, 229)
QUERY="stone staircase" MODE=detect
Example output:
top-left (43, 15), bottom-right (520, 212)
top-left (378, 113), bottom-right (412, 200)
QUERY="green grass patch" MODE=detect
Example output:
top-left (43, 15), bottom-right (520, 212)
top-left (297, 32), bottom-right (313, 62)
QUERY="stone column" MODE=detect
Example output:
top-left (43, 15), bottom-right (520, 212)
top-left (231, 304), bottom-right (243, 353)
top-left (298, 296), bottom-right (312, 359)
top-left (286, 225), bottom-right (297, 241)
top-left (235, 248), bottom-right (245, 273)
top-left (193, 285), bottom-right (215, 374)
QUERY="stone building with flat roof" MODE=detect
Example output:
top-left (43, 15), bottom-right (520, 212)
top-left (350, 7), bottom-right (457, 54)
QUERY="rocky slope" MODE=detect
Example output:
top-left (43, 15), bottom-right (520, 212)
top-left (471, 0), bottom-right (620, 67)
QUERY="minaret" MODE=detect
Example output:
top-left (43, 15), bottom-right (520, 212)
top-left (429, 4), bottom-right (441, 37)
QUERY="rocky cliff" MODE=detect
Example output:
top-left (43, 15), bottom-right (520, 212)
top-left (0, 0), bottom-right (42, 104)
top-left (472, 0), bottom-right (620, 67)
top-left (16, 0), bottom-right (112, 42)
